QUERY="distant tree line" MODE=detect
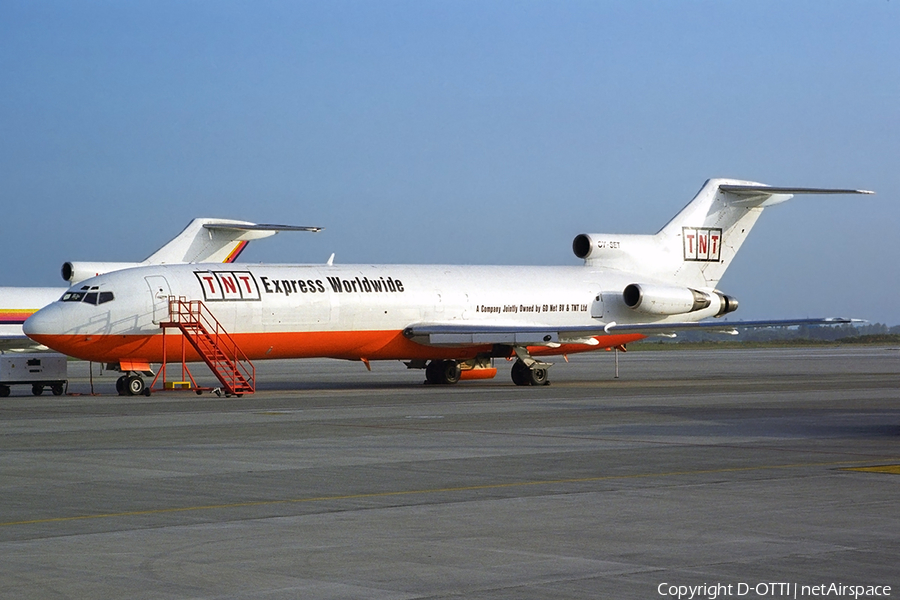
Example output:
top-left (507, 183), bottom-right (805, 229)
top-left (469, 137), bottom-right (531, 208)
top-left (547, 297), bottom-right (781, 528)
top-left (647, 323), bottom-right (900, 344)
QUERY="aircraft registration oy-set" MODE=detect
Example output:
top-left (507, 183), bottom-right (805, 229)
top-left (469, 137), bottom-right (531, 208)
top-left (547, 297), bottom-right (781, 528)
top-left (21, 178), bottom-right (873, 395)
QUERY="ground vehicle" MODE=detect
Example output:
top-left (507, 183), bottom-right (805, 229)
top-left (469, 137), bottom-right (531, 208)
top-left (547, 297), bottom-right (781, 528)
top-left (0, 353), bottom-right (67, 396)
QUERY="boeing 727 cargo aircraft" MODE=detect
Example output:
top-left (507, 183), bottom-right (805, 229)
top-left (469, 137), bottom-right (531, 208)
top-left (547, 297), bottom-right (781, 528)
top-left (23, 179), bottom-right (872, 394)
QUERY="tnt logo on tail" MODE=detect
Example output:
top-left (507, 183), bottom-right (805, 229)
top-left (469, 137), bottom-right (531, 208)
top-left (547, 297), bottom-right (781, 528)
top-left (683, 227), bottom-right (722, 262)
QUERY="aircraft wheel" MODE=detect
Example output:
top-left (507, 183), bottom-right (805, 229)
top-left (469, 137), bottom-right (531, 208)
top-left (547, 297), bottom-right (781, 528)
top-left (425, 359), bottom-right (460, 384)
top-left (511, 361), bottom-right (530, 386)
top-left (125, 375), bottom-right (145, 396)
top-left (440, 360), bottom-right (461, 384)
top-left (51, 384), bottom-right (64, 396)
top-left (425, 360), bottom-right (442, 384)
top-left (32, 384), bottom-right (44, 396)
top-left (116, 375), bottom-right (127, 396)
top-left (528, 366), bottom-right (550, 386)
top-left (0, 385), bottom-right (10, 397)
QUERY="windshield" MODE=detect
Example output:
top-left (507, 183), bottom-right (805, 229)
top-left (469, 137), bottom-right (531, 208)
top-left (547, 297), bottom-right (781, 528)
top-left (60, 289), bottom-right (115, 305)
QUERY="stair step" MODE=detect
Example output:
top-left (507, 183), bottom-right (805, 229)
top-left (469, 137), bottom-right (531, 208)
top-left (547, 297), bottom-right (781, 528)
top-left (161, 301), bottom-right (255, 395)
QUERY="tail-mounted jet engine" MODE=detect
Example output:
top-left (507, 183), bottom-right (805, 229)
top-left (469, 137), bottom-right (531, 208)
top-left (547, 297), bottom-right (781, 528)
top-left (623, 283), bottom-right (738, 317)
top-left (572, 234), bottom-right (597, 259)
top-left (62, 262), bottom-right (143, 284)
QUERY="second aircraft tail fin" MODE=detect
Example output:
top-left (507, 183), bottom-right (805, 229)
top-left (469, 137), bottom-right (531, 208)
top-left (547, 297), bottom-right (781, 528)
top-left (143, 218), bottom-right (322, 264)
top-left (63, 219), bottom-right (322, 284)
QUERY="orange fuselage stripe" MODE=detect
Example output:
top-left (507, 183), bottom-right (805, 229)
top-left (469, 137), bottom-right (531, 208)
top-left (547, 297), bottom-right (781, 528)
top-left (29, 331), bottom-right (647, 364)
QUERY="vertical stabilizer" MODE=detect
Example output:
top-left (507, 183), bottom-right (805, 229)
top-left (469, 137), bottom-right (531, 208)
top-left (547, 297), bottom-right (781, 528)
top-left (657, 178), bottom-right (771, 288)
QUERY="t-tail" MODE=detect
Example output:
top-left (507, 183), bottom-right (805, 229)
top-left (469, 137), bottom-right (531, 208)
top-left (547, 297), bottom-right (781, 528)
top-left (60, 219), bottom-right (322, 284)
top-left (572, 178), bottom-right (874, 290)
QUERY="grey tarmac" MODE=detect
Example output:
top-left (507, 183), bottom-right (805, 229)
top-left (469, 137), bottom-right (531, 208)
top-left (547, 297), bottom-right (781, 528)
top-left (1, 346), bottom-right (898, 599)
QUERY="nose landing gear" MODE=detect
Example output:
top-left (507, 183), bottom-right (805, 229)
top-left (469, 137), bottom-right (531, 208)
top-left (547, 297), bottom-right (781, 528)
top-left (116, 374), bottom-right (151, 396)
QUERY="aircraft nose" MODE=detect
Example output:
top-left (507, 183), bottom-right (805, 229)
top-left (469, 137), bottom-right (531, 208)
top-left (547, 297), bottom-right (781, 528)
top-left (23, 303), bottom-right (65, 342)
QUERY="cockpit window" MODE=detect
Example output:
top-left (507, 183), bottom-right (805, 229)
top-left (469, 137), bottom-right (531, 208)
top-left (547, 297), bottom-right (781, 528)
top-left (60, 291), bottom-right (115, 304)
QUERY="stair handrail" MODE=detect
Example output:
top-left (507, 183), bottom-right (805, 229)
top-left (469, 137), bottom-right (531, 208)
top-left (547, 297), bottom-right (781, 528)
top-left (166, 297), bottom-right (255, 392)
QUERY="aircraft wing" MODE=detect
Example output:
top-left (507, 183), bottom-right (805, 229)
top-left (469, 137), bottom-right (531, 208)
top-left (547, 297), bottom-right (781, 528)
top-left (403, 318), bottom-right (860, 347)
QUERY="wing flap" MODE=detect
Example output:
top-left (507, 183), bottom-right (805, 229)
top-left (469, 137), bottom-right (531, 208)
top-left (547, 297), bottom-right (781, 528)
top-left (407, 325), bottom-right (560, 347)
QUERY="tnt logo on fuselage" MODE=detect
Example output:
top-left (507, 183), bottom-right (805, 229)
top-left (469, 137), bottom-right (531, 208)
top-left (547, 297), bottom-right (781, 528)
top-left (682, 227), bottom-right (723, 262)
top-left (194, 271), bottom-right (261, 301)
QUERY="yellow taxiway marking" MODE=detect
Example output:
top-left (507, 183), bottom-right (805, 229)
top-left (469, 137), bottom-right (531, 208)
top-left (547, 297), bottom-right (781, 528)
top-left (843, 464), bottom-right (900, 475)
top-left (0, 459), bottom-right (877, 528)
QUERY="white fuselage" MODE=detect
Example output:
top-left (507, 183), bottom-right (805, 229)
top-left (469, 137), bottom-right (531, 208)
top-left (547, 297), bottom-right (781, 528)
top-left (23, 261), bottom-right (711, 364)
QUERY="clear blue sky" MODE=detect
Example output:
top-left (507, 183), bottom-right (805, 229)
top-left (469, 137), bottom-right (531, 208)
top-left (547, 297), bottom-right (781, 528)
top-left (2, 1), bottom-right (898, 323)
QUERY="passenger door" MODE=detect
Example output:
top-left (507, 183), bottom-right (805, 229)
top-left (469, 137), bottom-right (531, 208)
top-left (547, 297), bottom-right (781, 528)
top-left (145, 275), bottom-right (172, 324)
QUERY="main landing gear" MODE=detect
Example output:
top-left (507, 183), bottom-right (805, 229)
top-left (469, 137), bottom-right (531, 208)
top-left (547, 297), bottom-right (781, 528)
top-left (424, 359), bottom-right (461, 385)
top-left (510, 360), bottom-right (550, 386)
top-left (509, 347), bottom-right (552, 386)
top-left (116, 374), bottom-right (151, 396)
top-left (422, 351), bottom-right (552, 386)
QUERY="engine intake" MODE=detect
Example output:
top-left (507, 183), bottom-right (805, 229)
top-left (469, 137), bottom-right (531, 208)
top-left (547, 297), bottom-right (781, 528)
top-left (62, 261), bottom-right (143, 284)
top-left (572, 234), bottom-right (593, 259)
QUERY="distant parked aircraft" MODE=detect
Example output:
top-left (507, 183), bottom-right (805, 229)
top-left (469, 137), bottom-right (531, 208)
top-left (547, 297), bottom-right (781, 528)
top-left (1, 218), bottom-right (318, 351)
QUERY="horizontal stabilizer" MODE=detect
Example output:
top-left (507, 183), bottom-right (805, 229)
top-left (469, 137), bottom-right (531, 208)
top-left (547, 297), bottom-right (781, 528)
top-left (203, 223), bottom-right (323, 233)
top-left (719, 185), bottom-right (874, 196)
top-left (719, 184), bottom-right (874, 207)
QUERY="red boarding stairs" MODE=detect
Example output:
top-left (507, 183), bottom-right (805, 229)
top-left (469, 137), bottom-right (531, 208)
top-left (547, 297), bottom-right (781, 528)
top-left (154, 297), bottom-right (255, 396)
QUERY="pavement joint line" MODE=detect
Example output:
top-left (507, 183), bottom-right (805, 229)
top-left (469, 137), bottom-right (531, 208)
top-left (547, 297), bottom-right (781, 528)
top-left (334, 422), bottom-right (900, 460)
top-left (0, 459), bottom-right (869, 528)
